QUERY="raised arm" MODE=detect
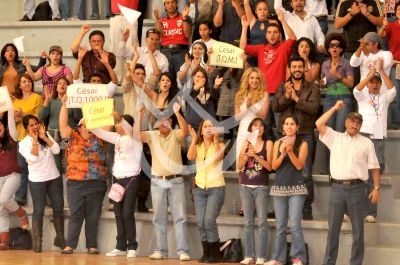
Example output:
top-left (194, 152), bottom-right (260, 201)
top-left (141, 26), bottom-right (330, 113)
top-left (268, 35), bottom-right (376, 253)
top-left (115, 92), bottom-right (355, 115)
top-left (99, 50), bottom-right (118, 85)
top-left (244, 0), bottom-right (256, 27)
top-left (277, 10), bottom-right (296, 40)
top-left (213, 0), bottom-right (224, 27)
top-left (90, 128), bottom-right (119, 144)
top-left (232, 0), bottom-right (245, 19)
top-left (187, 125), bottom-right (198, 161)
top-left (316, 100), bottom-right (344, 136)
top-left (174, 103), bottom-right (188, 140)
top-left (239, 15), bottom-right (249, 50)
top-left (7, 108), bottom-right (17, 141)
top-left (182, 6), bottom-right (193, 39)
top-left (73, 47), bottom-right (87, 81)
top-left (355, 67), bottom-right (376, 91)
top-left (71, 24), bottom-right (91, 53)
top-left (24, 59), bottom-right (43, 81)
top-left (334, 1), bottom-right (359, 29)
top-left (59, 94), bottom-right (72, 138)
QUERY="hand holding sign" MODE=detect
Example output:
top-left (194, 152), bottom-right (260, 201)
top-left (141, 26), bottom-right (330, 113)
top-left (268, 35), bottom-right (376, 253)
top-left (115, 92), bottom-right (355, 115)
top-left (67, 83), bottom-right (109, 108)
top-left (82, 98), bottom-right (114, 129)
top-left (209, 41), bottom-right (244, 69)
top-left (118, 4), bottom-right (141, 26)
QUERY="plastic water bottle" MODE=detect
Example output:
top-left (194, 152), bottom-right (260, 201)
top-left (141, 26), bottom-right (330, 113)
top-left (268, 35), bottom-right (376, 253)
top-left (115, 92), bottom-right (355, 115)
top-left (231, 200), bottom-right (238, 215)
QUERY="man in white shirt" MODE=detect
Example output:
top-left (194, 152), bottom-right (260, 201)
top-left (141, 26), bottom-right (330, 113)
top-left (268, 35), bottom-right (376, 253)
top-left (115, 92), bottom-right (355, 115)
top-left (316, 100), bottom-right (380, 265)
top-left (20, 0), bottom-right (61, 21)
top-left (274, 0), bottom-right (325, 53)
top-left (119, 28), bottom-right (169, 83)
top-left (304, 0), bottom-right (329, 34)
top-left (353, 66), bottom-right (395, 223)
top-left (350, 32), bottom-right (393, 91)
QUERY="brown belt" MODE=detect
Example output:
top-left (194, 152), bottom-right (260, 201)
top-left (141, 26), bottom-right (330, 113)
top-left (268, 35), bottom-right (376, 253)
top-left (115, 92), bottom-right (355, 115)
top-left (154, 175), bottom-right (178, 180)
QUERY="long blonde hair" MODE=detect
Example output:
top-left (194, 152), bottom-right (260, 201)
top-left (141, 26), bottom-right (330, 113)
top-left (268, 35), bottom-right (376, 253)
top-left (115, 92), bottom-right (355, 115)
top-left (235, 67), bottom-right (266, 108)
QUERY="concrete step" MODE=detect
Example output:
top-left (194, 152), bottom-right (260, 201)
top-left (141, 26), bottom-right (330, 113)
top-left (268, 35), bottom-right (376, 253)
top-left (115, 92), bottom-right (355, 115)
top-left (364, 244), bottom-right (400, 265)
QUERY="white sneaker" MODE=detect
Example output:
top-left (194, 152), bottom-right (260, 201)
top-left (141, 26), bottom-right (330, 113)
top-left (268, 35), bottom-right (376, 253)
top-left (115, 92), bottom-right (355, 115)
top-left (240, 257), bottom-right (255, 264)
top-left (149, 251), bottom-right (165, 260)
top-left (106, 249), bottom-right (127, 257)
top-left (343, 214), bottom-right (350, 222)
top-left (179, 253), bottom-right (191, 261)
top-left (256, 258), bottom-right (265, 265)
top-left (264, 260), bottom-right (284, 265)
top-left (365, 215), bottom-right (377, 223)
top-left (127, 250), bottom-right (136, 258)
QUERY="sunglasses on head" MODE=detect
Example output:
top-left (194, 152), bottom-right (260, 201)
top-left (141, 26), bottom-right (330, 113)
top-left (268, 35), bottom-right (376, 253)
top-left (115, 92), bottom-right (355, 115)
top-left (329, 43), bottom-right (341, 48)
top-left (267, 13), bottom-right (278, 19)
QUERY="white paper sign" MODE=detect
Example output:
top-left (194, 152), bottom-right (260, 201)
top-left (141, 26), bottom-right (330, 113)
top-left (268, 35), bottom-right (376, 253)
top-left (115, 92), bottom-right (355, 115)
top-left (66, 83), bottom-right (109, 108)
top-left (0, 86), bottom-right (12, 112)
top-left (246, 130), bottom-right (259, 146)
top-left (13, 36), bottom-right (25, 53)
top-left (118, 4), bottom-right (141, 26)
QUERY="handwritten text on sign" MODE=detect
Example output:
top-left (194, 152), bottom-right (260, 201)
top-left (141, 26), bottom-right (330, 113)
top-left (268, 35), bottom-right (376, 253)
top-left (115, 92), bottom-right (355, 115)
top-left (82, 98), bottom-right (114, 129)
top-left (67, 83), bottom-right (108, 108)
top-left (0, 86), bottom-right (13, 113)
top-left (209, 41), bottom-right (244, 69)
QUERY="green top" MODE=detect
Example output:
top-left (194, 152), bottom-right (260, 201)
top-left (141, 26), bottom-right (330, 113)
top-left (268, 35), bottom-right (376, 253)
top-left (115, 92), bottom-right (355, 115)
top-left (39, 98), bottom-right (82, 130)
top-left (326, 82), bottom-right (351, 96)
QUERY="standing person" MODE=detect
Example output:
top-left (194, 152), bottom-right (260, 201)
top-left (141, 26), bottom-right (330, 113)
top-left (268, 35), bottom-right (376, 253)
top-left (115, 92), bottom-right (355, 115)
top-left (25, 46), bottom-right (73, 97)
top-left (304, 0), bottom-right (329, 35)
top-left (39, 77), bottom-right (83, 174)
top-left (90, 115), bottom-right (142, 258)
top-left (274, 0), bottom-right (325, 53)
top-left (287, 37), bottom-right (321, 83)
top-left (18, 115), bottom-right (64, 253)
top-left (187, 119), bottom-right (225, 263)
top-left (272, 56), bottom-right (321, 220)
top-left (13, 74), bottom-right (44, 206)
top-left (59, 96), bottom-right (108, 255)
top-left (321, 33), bottom-right (354, 133)
top-left (378, 5), bottom-right (400, 129)
top-left (354, 66), bottom-right (395, 223)
top-left (237, 118), bottom-right (273, 265)
top-left (71, 24), bottom-right (117, 84)
top-left (234, 67), bottom-right (269, 170)
top-left (0, 109), bottom-right (29, 250)
top-left (265, 115), bottom-right (308, 265)
top-left (60, 0), bottom-right (100, 20)
top-left (20, 0), bottom-right (61, 21)
top-left (154, 0), bottom-right (192, 76)
top-left (316, 101), bottom-right (380, 265)
top-left (138, 104), bottom-right (191, 261)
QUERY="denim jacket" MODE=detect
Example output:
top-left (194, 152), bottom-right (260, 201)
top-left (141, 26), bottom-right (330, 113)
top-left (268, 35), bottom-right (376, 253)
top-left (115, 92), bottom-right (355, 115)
top-left (0, 57), bottom-right (46, 83)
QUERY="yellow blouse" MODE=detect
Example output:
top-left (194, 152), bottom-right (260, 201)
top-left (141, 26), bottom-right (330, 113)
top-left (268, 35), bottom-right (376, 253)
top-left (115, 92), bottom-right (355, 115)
top-left (195, 142), bottom-right (225, 189)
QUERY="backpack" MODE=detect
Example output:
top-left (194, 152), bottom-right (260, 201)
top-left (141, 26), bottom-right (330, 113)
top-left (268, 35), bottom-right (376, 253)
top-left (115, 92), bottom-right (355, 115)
top-left (9, 228), bottom-right (32, 250)
top-left (32, 1), bottom-right (52, 21)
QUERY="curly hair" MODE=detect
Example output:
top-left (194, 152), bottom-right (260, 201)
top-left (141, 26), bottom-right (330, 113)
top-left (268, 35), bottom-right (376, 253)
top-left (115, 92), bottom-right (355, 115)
top-left (235, 67), bottom-right (266, 109)
top-left (291, 37), bottom-right (318, 63)
top-left (324, 33), bottom-right (347, 57)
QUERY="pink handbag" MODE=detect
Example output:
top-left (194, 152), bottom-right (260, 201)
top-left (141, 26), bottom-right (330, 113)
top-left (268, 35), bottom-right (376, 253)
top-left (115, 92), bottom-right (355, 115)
top-left (108, 176), bottom-right (136, 202)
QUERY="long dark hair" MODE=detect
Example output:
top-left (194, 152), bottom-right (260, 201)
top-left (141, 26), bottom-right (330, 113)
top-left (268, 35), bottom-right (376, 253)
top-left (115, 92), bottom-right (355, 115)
top-left (0, 118), bottom-right (12, 151)
top-left (22, 115), bottom-right (46, 147)
top-left (282, 115), bottom-right (303, 154)
top-left (291, 37), bottom-right (318, 63)
top-left (191, 67), bottom-right (210, 98)
top-left (14, 74), bottom-right (35, 99)
top-left (53, 77), bottom-right (70, 99)
top-left (1, 43), bottom-right (19, 65)
top-left (159, 72), bottom-right (178, 106)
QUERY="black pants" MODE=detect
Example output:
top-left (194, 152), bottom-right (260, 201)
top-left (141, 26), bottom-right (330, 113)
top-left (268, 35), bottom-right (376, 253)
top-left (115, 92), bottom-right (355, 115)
top-left (66, 180), bottom-right (106, 249)
top-left (29, 177), bottom-right (64, 221)
top-left (112, 176), bottom-right (139, 251)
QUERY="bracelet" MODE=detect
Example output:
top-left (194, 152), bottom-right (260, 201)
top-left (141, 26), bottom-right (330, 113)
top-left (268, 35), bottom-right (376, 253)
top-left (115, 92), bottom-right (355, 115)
top-left (349, 12), bottom-right (354, 17)
top-left (374, 186), bottom-right (380, 190)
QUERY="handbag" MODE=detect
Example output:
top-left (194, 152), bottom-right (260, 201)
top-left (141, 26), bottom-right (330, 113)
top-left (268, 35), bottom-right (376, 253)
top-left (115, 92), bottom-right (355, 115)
top-left (108, 176), bottom-right (136, 202)
top-left (9, 228), bottom-right (32, 250)
top-left (220, 238), bottom-right (243, 263)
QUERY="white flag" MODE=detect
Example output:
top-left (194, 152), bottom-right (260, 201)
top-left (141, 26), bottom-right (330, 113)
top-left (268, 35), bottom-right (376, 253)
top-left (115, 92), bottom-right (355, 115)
top-left (246, 129), bottom-right (259, 147)
top-left (118, 4), bottom-right (141, 26)
top-left (13, 36), bottom-right (25, 53)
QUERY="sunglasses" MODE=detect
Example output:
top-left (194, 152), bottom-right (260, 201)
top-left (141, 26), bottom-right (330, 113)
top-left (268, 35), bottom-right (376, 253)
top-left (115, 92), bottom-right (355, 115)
top-left (329, 43), bottom-right (341, 48)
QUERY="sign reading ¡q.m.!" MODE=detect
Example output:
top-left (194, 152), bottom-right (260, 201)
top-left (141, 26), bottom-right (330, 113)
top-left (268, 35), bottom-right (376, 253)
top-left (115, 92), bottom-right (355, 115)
top-left (66, 83), bottom-right (109, 108)
top-left (209, 41), bottom-right (244, 69)
top-left (82, 98), bottom-right (114, 129)
top-left (0, 86), bottom-right (12, 113)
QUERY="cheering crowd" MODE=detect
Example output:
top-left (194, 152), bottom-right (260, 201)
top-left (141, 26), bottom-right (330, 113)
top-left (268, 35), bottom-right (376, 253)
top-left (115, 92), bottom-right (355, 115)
top-left (1, 0), bottom-right (400, 265)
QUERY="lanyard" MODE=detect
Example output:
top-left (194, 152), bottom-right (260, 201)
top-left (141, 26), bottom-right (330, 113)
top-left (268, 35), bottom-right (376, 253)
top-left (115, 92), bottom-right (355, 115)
top-left (369, 93), bottom-right (380, 120)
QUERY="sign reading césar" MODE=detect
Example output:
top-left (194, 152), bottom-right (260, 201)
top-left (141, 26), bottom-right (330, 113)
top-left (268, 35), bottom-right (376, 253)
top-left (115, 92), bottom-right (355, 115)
top-left (0, 86), bottom-right (12, 113)
top-left (209, 41), bottom-right (244, 69)
top-left (66, 83), bottom-right (108, 108)
top-left (82, 98), bottom-right (114, 129)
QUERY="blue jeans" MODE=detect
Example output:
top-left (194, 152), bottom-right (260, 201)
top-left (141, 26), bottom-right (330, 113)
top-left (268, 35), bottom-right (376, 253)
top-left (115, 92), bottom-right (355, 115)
top-left (161, 48), bottom-right (188, 80)
top-left (151, 177), bottom-right (189, 255)
top-left (29, 177), bottom-right (64, 221)
top-left (317, 16), bottom-right (329, 35)
top-left (389, 66), bottom-right (400, 128)
top-left (192, 185), bottom-right (225, 243)
top-left (323, 183), bottom-right (365, 265)
top-left (272, 195), bottom-right (307, 264)
top-left (15, 149), bottom-right (29, 203)
top-left (239, 185), bottom-right (269, 259)
top-left (60, 0), bottom-right (99, 20)
top-left (323, 94), bottom-right (353, 132)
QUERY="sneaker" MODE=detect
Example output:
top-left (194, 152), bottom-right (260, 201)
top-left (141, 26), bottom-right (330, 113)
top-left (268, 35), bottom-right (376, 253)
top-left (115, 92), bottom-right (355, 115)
top-left (127, 250), bottom-right (136, 258)
top-left (106, 249), bottom-right (126, 257)
top-left (292, 258), bottom-right (303, 265)
top-left (179, 253), bottom-right (190, 261)
top-left (149, 251), bottom-right (165, 260)
top-left (256, 258), bottom-right (265, 265)
top-left (264, 260), bottom-right (284, 265)
top-left (240, 257), bottom-right (255, 264)
top-left (343, 214), bottom-right (350, 222)
top-left (365, 215), bottom-right (377, 223)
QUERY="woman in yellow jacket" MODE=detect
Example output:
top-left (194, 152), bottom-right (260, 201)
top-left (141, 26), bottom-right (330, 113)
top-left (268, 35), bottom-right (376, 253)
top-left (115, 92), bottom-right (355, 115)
top-left (187, 119), bottom-right (225, 263)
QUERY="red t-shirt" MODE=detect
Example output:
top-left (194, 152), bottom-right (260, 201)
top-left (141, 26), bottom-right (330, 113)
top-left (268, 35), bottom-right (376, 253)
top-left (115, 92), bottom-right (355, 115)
top-left (160, 15), bottom-right (190, 46)
top-left (385, 21), bottom-right (400, 61)
top-left (245, 39), bottom-right (295, 94)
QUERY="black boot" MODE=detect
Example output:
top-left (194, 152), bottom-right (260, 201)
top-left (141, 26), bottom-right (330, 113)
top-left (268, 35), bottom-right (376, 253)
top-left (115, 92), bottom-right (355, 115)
top-left (32, 219), bottom-right (43, 253)
top-left (198, 241), bottom-right (210, 263)
top-left (205, 241), bottom-right (222, 263)
top-left (53, 216), bottom-right (66, 249)
top-left (303, 178), bottom-right (314, 220)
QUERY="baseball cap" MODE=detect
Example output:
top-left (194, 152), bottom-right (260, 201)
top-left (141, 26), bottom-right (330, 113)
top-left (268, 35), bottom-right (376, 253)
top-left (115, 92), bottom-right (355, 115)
top-left (346, 112), bottom-right (363, 122)
top-left (49, 45), bottom-right (63, 55)
top-left (363, 32), bottom-right (383, 46)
